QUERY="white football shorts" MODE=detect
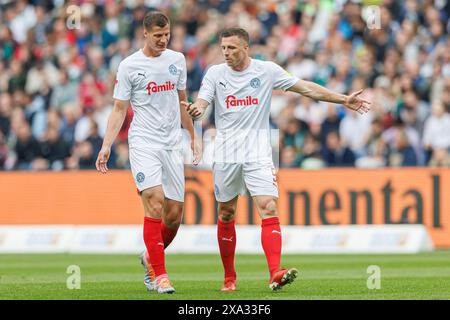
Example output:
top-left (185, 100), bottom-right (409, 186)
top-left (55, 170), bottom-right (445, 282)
top-left (213, 161), bottom-right (278, 202)
top-left (129, 147), bottom-right (185, 202)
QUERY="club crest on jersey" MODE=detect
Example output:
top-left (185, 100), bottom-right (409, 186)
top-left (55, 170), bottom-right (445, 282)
top-left (136, 172), bottom-right (145, 183)
top-left (169, 64), bottom-right (178, 75)
top-left (225, 95), bottom-right (259, 109)
top-left (250, 77), bottom-right (261, 89)
top-left (147, 81), bottom-right (175, 95)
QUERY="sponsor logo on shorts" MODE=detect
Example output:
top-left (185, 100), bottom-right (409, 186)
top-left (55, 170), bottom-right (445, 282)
top-left (250, 77), bottom-right (260, 88)
top-left (169, 64), bottom-right (178, 75)
top-left (136, 172), bottom-right (145, 183)
top-left (225, 95), bottom-right (259, 109)
top-left (146, 81), bottom-right (175, 95)
top-left (214, 184), bottom-right (220, 197)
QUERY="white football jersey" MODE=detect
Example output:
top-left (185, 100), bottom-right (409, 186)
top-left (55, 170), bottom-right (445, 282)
top-left (198, 59), bottom-right (299, 163)
top-left (113, 49), bottom-right (187, 150)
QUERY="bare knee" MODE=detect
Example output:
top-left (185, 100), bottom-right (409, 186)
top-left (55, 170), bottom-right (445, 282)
top-left (164, 202), bottom-right (183, 228)
top-left (218, 203), bottom-right (236, 222)
top-left (259, 198), bottom-right (278, 219)
top-left (141, 189), bottom-right (164, 218)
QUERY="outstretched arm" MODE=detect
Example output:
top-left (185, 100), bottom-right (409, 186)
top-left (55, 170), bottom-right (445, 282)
top-left (287, 79), bottom-right (371, 114)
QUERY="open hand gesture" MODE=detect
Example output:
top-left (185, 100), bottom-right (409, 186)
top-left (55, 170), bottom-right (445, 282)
top-left (344, 89), bottom-right (371, 115)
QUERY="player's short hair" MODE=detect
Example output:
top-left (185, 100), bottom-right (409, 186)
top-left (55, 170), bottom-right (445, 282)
top-left (143, 11), bottom-right (170, 30)
top-left (220, 27), bottom-right (250, 45)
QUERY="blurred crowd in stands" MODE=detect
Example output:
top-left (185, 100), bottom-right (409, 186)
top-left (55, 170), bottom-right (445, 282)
top-left (0, 0), bottom-right (449, 171)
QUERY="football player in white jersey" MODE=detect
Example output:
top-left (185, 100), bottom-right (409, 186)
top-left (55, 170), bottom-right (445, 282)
top-left (96, 11), bottom-right (199, 294)
top-left (183, 28), bottom-right (370, 292)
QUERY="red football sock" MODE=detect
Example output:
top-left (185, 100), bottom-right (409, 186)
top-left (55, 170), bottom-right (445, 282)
top-left (261, 217), bottom-right (282, 277)
top-left (217, 219), bottom-right (237, 280)
top-left (161, 222), bottom-right (179, 249)
top-left (143, 217), bottom-right (166, 277)
top-left (144, 223), bottom-right (179, 266)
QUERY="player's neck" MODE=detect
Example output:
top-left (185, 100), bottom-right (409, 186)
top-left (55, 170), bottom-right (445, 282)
top-left (142, 45), bottom-right (164, 58)
top-left (231, 57), bottom-right (251, 72)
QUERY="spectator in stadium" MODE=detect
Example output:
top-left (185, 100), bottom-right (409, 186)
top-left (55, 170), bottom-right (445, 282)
top-left (322, 130), bottom-right (355, 167)
top-left (293, 95), bottom-right (326, 131)
top-left (109, 38), bottom-right (133, 73)
top-left (382, 117), bottom-right (422, 164)
top-left (319, 104), bottom-right (341, 147)
top-left (422, 102), bottom-right (450, 164)
top-left (7, 59), bottom-right (27, 93)
top-left (73, 104), bottom-right (90, 142)
top-left (398, 90), bottom-right (429, 135)
top-left (429, 148), bottom-right (450, 167)
top-left (91, 94), bottom-right (113, 138)
top-left (49, 70), bottom-right (79, 112)
top-left (76, 140), bottom-right (96, 170)
top-left (441, 78), bottom-right (450, 111)
top-left (25, 93), bottom-right (47, 140)
top-left (0, 93), bottom-right (12, 136)
top-left (85, 119), bottom-right (103, 157)
top-left (0, 61), bottom-right (10, 92)
top-left (39, 125), bottom-right (71, 171)
top-left (78, 72), bottom-right (106, 114)
top-left (0, 131), bottom-right (8, 170)
top-left (298, 133), bottom-right (324, 169)
top-left (0, 0), bottom-right (448, 170)
top-left (339, 76), bottom-right (373, 157)
top-left (60, 104), bottom-right (79, 147)
top-left (356, 118), bottom-right (388, 168)
top-left (339, 107), bottom-right (372, 158)
top-left (281, 117), bottom-right (309, 153)
top-left (389, 128), bottom-right (418, 167)
top-left (186, 55), bottom-right (203, 95)
top-left (280, 146), bottom-right (302, 168)
top-left (25, 58), bottom-right (58, 95)
top-left (112, 140), bottom-right (130, 170)
top-left (13, 121), bottom-right (41, 170)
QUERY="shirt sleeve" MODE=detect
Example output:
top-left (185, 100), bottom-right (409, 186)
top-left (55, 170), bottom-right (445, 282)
top-left (177, 56), bottom-right (187, 90)
top-left (270, 61), bottom-right (299, 91)
top-left (113, 61), bottom-right (132, 101)
top-left (197, 67), bottom-right (216, 104)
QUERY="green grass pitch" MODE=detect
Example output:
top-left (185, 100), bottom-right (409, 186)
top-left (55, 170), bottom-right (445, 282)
top-left (1, 251), bottom-right (450, 300)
